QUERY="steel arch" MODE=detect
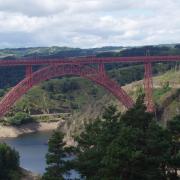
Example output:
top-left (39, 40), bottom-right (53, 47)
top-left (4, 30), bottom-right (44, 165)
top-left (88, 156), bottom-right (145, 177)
top-left (0, 64), bottom-right (134, 117)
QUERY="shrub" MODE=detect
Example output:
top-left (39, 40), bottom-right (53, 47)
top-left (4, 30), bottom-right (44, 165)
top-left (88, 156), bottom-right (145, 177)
top-left (7, 112), bottom-right (34, 126)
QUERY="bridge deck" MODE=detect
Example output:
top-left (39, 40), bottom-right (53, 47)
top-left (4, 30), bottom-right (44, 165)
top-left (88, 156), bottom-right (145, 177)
top-left (0, 55), bottom-right (180, 66)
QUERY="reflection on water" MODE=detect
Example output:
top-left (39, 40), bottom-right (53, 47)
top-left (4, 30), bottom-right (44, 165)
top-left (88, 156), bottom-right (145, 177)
top-left (0, 131), bottom-right (81, 179)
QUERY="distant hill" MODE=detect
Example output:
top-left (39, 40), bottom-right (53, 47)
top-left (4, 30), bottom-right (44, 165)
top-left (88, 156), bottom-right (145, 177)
top-left (0, 46), bottom-right (123, 59)
top-left (0, 43), bottom-right (180, 59)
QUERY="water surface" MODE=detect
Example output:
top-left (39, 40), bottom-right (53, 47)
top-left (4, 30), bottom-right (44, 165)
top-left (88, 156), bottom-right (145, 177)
top-left (0, 130), bottom-right (81, 179)
top-left (0, 131), bottom-right (52, 174)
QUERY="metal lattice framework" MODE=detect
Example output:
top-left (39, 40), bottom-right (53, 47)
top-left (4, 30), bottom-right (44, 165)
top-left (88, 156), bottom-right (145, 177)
top-left (0, 55), bottom-right (179, 117)
top-left (0, 64), bottom-right (134, 117)
top-left (144, 63), bottom-right (154, 112)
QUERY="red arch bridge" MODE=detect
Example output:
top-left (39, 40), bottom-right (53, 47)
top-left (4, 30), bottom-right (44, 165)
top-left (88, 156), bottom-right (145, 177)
top-left (0, 55), bottom-right (180, 117)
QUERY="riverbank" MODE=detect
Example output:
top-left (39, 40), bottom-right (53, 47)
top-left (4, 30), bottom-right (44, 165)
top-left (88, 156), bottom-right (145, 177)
top-left (0, 121), bottom-right (61, 138)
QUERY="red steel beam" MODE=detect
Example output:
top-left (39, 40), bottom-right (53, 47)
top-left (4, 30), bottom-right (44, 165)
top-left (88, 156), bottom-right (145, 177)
top-left (0, 55), bottom-right (179, 66)
top-left (25, 65), bottom-right (32, 77)
top-left (144, 63), bottom-right (154, 112)
top-left (98, 63), bottom-right (105, 76)
top-left (25, 65), bottom-right (32, 87)
top-left (0, 64), bottom-right (134, 117)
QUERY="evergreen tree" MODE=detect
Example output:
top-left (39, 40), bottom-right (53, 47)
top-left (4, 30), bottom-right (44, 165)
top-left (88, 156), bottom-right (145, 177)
top-left (74, 105), bottom-right (121, 179)
top-left (167, 115), bottom-right (180, 179)
top-left (43, 131), bottom-right (67, 180)
top-left (0, 143), bottom-right (20, 180)
top-left (74, 97), bottom-right (173, 180)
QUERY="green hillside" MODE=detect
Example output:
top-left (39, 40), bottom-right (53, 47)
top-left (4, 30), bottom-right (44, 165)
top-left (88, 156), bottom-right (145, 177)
top-left (0, 46), bottom-right (123, 59)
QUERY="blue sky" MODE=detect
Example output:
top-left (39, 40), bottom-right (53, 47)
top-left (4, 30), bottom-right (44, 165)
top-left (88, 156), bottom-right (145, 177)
top-left (0, 0), bottom-right (179, 48)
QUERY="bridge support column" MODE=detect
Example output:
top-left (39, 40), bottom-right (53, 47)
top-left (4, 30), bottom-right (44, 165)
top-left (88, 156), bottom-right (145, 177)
top-left (98, 63), bottom-right (105, 76)
top-left (98, 63), bottom-right (106, 84)
top-left (26, 65), bottom-right (32, 87)
top-left (144, 62), bottom-right (154, 112)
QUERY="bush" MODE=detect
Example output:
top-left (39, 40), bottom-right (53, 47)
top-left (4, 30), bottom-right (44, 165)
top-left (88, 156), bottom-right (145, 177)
top-left (60, 80), bottom-right (80, 93)
top-left (70, 102), bottom-right (79, 109)
top-left (7, 112), bottom-right (34, 126)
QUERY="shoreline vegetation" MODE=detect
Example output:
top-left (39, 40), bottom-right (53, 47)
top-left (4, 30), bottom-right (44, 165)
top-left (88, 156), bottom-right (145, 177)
top-left (0, 113), bottom-right (68, 138)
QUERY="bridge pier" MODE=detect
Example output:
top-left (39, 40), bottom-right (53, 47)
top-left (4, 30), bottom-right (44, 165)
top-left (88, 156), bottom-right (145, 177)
top-left (144, 62), bottom-right (154, 112)
top-left (98, 63), bottom-right (105, 76)
top-left (25, 65), bottom-right (33, 87)
top-left (97, 63), bottom-right (106, 84)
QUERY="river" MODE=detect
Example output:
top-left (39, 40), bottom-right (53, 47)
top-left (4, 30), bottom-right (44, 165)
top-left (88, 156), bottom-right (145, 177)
top-left (0, 131), bottom-right (80, 179)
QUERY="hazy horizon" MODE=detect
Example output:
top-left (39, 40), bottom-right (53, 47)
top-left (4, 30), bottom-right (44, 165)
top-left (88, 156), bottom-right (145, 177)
top-left (0, 43), bottom-right (179, 50)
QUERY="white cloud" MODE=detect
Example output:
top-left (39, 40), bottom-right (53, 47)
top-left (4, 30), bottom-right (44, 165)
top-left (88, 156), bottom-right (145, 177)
top-left (0, 0), bottom-right (179, 48)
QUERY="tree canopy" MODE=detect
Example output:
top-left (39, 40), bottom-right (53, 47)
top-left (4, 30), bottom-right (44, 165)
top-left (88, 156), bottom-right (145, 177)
top-left (43, 131), bottom-right (68, 180)
top-left (72, 97), bottom-right (179, 180)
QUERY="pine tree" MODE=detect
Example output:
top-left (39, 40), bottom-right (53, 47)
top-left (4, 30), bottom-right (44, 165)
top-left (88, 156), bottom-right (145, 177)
top-left (74, 105), bottom-right (121, 179)
top-left (100, 98), bottom-right (171, 180)
top-left (43, 131), bottom-right (67, 180)
top-left (74, 97), bottom-right (173, 180)
top-left (167, 115), bottom-right (180, 179)
top-left (0, 143), bottom-right (20, 180)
